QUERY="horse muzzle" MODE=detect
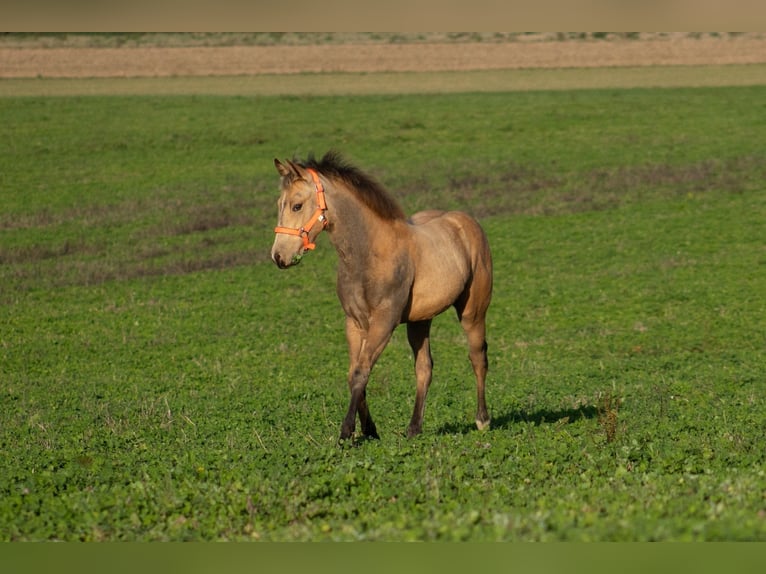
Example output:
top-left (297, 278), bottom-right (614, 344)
top-left (272, 250), bottom-right (304, 269)
top-left (271, 237), bottom-right (306, 269)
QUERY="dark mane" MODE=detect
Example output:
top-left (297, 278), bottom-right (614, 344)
top-left (299, 151), bottom-right (406, 221)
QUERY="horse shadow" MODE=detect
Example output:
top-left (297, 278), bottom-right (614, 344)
top-left (435, 405), bottom-right (600, 435)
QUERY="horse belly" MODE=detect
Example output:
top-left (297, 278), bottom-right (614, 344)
top-left (406, 251), bottom-right (468, 322)
top-left (404, 211), bottom-right (479, 322)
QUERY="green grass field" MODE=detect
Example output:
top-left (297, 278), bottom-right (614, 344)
top-left (1, 82), bottom-right (765, 540)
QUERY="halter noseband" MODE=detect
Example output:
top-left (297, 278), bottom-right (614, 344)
top-left (274, 168), bottom-right (328, 251)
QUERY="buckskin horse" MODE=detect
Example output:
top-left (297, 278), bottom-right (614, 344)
top-left (271, 151), bottom-right (493, 440)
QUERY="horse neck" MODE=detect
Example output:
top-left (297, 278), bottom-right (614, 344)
top-left (324, 181), bottom-right (402, 265)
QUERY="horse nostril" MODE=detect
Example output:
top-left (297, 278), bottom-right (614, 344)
top-left (273, 252), bottom-right (291, 269)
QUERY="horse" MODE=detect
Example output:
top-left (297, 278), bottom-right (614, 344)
top-left (271, 151), bottom-right (493, 441)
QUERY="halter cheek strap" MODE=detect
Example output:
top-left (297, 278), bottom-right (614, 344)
top-left (274, 168), bottom-right (328, 251)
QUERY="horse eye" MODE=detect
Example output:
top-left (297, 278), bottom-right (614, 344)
top-left (292, 203), bottom-right (303, 212)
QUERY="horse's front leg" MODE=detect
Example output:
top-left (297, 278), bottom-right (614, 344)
top-left (340, 315), bottom-right (396, 441)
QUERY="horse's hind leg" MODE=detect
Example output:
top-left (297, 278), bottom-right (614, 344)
top-left (467, 322), bottom-right (490, 430)
top-left (406, 319), bottom-right (433, 438)
top-left (456, 300), bottom-right (491, 432)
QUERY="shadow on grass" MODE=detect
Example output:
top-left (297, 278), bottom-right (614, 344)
top-left (436, 405), bottom-right (599, 435)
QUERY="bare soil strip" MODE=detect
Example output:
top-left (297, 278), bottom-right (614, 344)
top-left (3, 65), bottom-right (766, 98)
top-left (3, 38), bottom-right (766, 79)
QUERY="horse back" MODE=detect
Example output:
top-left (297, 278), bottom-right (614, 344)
top-left (409, 209), bottom-right (491, 269)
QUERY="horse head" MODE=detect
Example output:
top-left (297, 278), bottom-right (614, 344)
top-left (271, 158), bottom-right (328, 269)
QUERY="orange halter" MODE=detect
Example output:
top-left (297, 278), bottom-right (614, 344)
top-left (273, 168), bottom-right (328, 251)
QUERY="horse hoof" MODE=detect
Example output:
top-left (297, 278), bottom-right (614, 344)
top-left (338, 428), bottom-right (353, 443)
top-left (406, 426), bottom-right (422, 439)
top-left (475, 418), bottom-right (491, 431)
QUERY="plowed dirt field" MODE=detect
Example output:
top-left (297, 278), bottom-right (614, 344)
top-left (3, 36), bottom-right (766, 78)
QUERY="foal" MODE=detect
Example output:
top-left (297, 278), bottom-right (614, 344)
top-left (271, 152), bottom-right (492, 440)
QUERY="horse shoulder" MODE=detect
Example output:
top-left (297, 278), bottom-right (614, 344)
top-left (336, 220), bottom-right (414, 324)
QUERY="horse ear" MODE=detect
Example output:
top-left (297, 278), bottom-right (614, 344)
top-left (286, 159), bottom-right (307, 179)
top-left (274, 158), bottom-right (291, 177)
